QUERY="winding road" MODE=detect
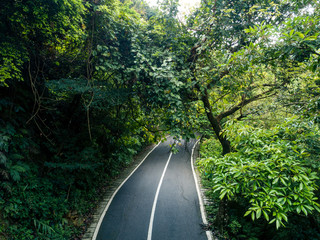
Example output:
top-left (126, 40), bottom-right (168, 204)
top-left (93, 137), bottom-right (209, 240)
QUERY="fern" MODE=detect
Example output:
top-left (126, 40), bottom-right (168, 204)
top-left (0, 152), bottom-right (8, 179)
top-left (0, 181), bottom-right (11, 193)
top-left (8, 162), bottom-right (30, 182)
top-left (0, 151), bottom-right (10, 192)
top-left (0, 152), bottom-right (7, 165)
top-left (0, 169), bottom-right (9, 179)
top-left (33, 219), bottom-right (56, 235)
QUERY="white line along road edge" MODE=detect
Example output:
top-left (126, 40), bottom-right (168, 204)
top-left (147, 151), bottom-right (173, 240)
top-left (191, 139), bottom-right (213, 240)
top-left (92, 141), bottom-right (161, 240)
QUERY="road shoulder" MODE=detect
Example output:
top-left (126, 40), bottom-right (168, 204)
top-left (192, 140), bottom-right (216, 240)
top-left (81, 143), bottom-right (157, 240)
top-left (81, 139), bottom-right (215, 240)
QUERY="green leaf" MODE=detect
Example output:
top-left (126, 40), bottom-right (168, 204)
top-left (281, 213), bottom-right (288, 222)
top-left (269, 218), bottom-right (276, 224)
top-left (296, 32), bottom-right (305, 39)
top-left (263, 210), bottom-right (269, 221)
top-left (289, 30), bottom-right (295, 37)
top-left (280, 177), bottom-right (287, 186)
top-left (305, 36), bottom-right (318, 41)
top-left (256, 209), bottom-right (261, 219)
top-left (272, 178), bottom-right (279, 184)
top-left (244, 210), bottom-right (251, 217)
top-left (301, 206), bottom-right (308, 216)
top-left (220, 189), bottom-right (227, 199)
top-left (299, 182), bottom-right (303, 191)
top-left (276, 219), bottom-right (280, 229)
top-left (296, 205), bottom-right (301, 214)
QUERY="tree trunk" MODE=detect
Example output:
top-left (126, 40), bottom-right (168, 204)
top-left (215, 198), bottom-right (229, 235)
top-left (201, 91), bottom-right (231, 155)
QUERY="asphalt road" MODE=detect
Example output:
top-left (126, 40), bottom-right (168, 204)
top-left (94, 137), bottom-right (208, 240)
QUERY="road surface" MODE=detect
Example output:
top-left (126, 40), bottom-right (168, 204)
top-left (94, 137), bottom-right (208, 240)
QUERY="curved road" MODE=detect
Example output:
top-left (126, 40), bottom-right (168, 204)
top-left (94, 137), bottom-right (208, 240)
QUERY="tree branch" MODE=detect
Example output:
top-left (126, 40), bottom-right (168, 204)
top-left (217, 88), bottom-right (277, 121)
top-left (201, 89), bottom-right (231, 155)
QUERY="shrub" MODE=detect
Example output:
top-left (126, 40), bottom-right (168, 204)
top-left (198, 118), bottom-right (320, 234)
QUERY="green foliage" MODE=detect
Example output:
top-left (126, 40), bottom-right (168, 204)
top-left (128, 9), bottom-right (198, 140)
top-left (0, 0), bottom-right (87, 86)
top-left (198, 118), bottom-right (320, 236)
top-left (1, 0), bottom-right (320, 238)
top-left (0, 0), bottom-right (155, 238)
top-left (0, 42), bottom-right (28, 87)
top-left (183, 0), bottom-right (320, 156)
top-left (0, 121), bottom-right (31, 193)
top-left (2, 172), bottom-right (73, 239)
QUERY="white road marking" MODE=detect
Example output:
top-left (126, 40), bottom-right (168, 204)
top-left (191, 139), bottom-right (213, 240)
top-left (93, 138), bottom-right (212, 240)
top-left (92, 141), bottom-right (161, 240)
top-left (147, 151), bottom-right (173, 240)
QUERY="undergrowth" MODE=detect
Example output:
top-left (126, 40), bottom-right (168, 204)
top-left (198, 119), bottom-right (320, 240)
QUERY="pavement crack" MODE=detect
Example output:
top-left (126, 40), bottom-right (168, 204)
top-left (179, 184), bottom-right (189, 201)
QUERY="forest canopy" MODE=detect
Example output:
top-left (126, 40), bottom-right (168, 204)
top-left (0, 0), bottom-right (319, 239)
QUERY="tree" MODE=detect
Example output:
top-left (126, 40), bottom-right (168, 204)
top-left (184, 0), bottom-right (319, 155)
top-left (193, 0), bottom-right (320, 235)
top-left (126, 0), bottom-right (200, 140)
top-left (0, 0), bottom-right (158, 238)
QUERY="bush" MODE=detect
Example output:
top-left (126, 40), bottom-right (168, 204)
top-left (198, 118), bottom-right (320, 238)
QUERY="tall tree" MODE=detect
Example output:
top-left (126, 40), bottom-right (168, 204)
top-left (184, 0), bottom-right (319, 154)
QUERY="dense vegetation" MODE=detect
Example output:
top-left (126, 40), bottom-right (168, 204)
top-left (0, 0), bottom-right (159, 239)
top-left (0, 0), bottom-right (319, 239)
top-left (199, 119), bottom-right (320, 239)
